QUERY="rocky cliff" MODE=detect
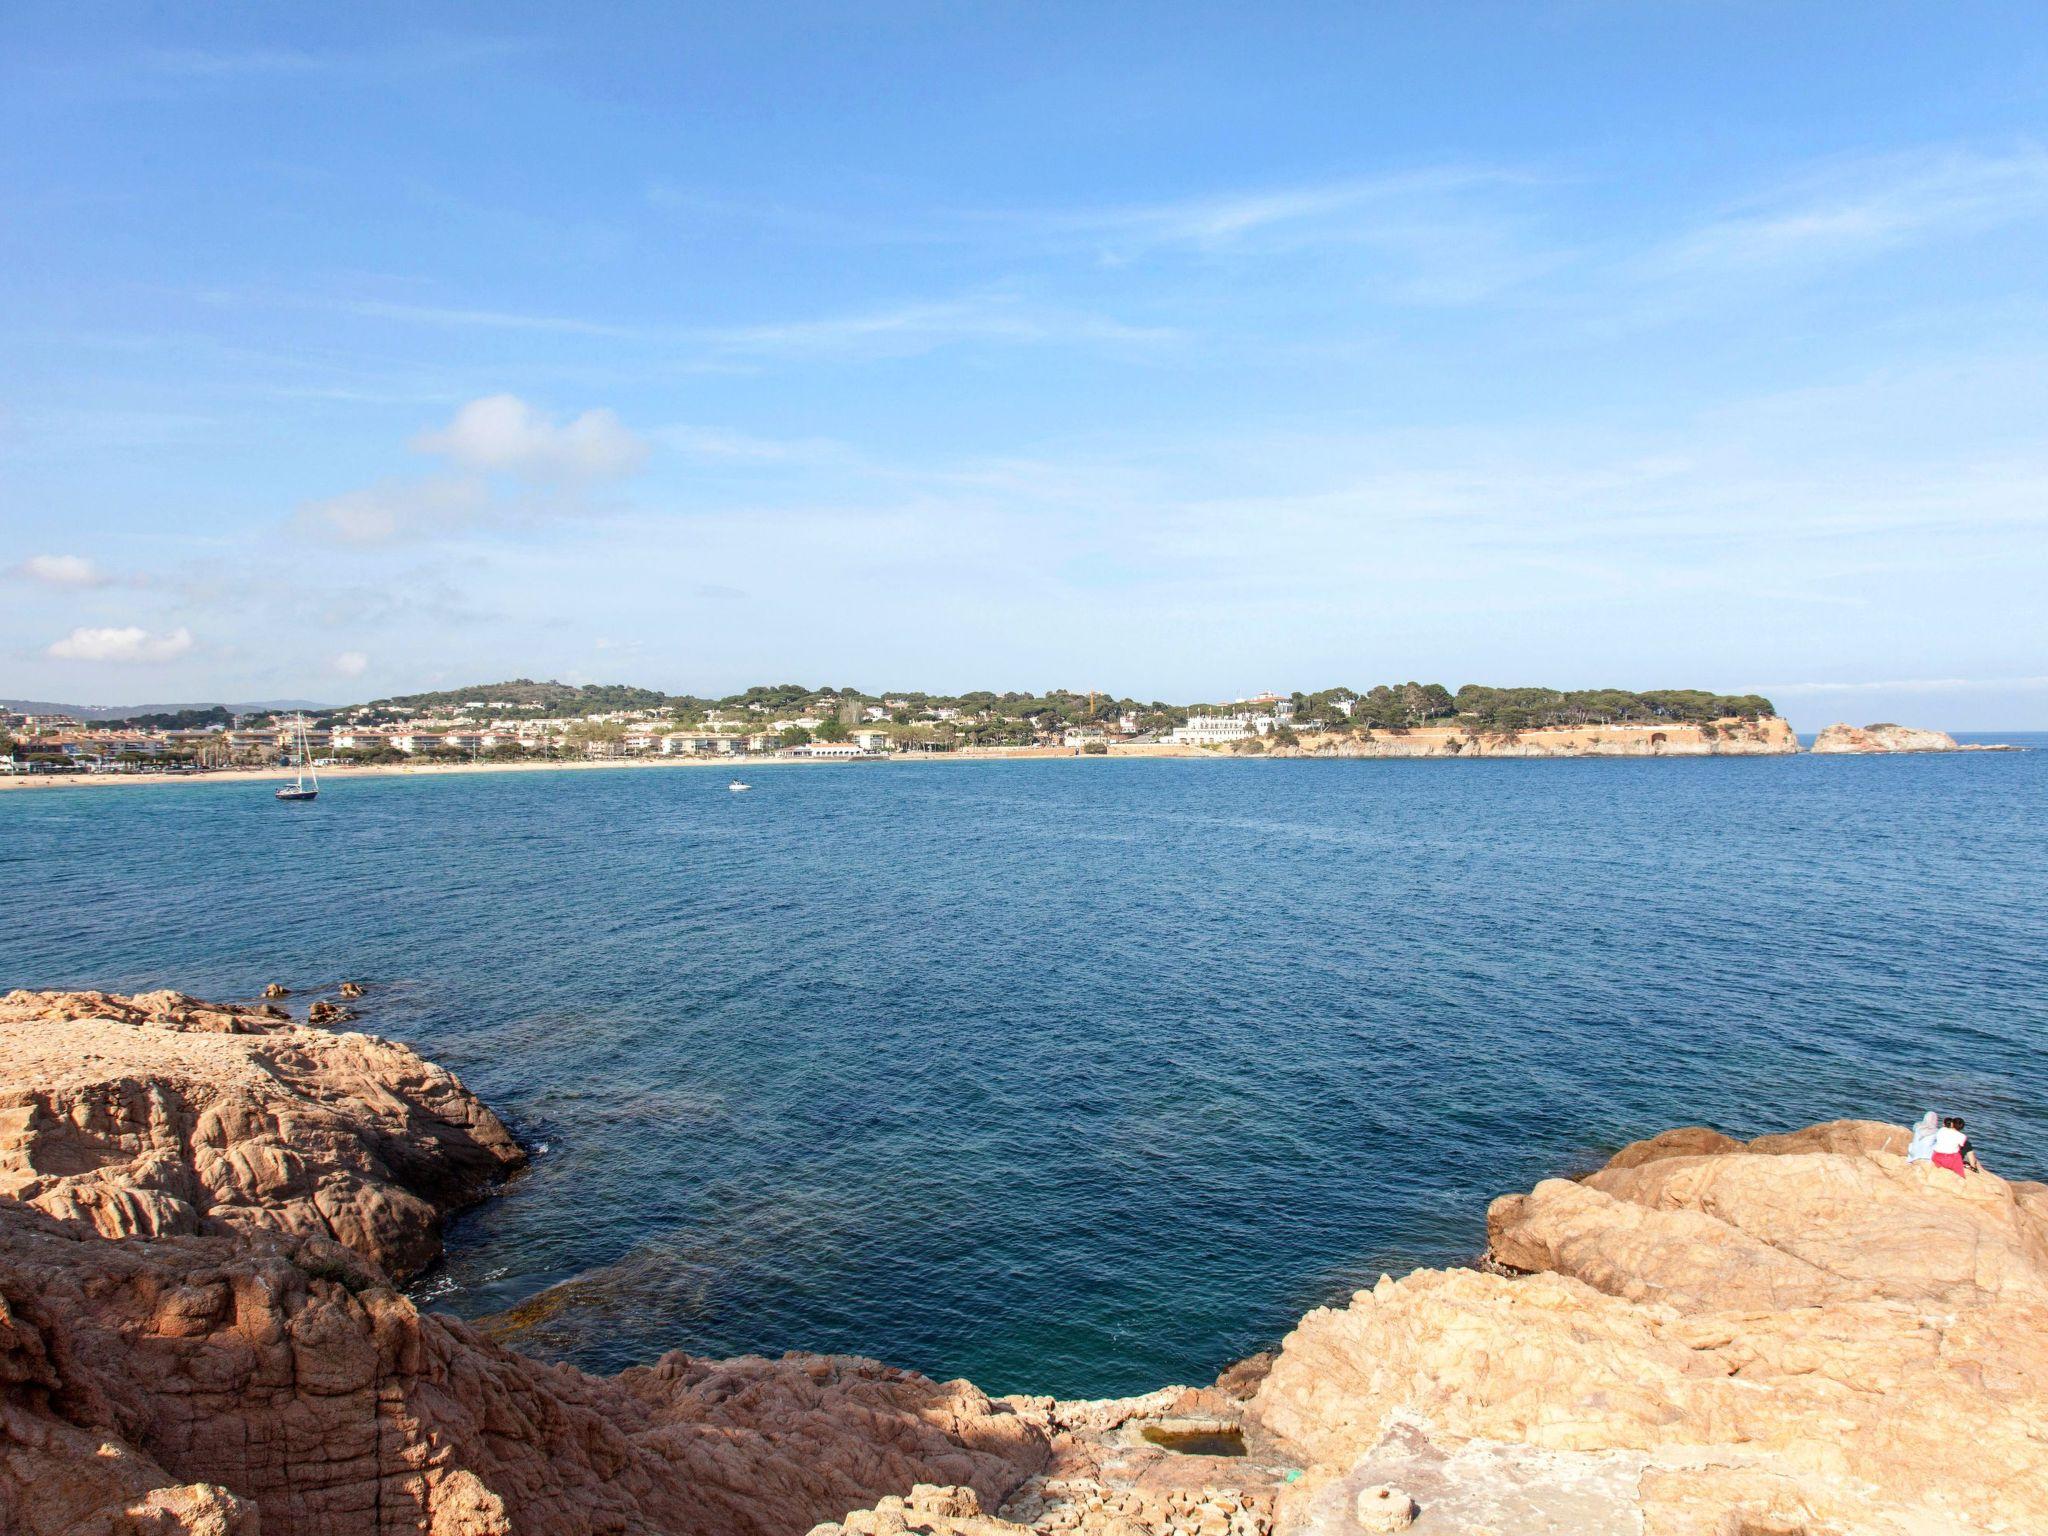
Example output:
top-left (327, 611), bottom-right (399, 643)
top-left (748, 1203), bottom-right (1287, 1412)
top-left (1809, 722), bottom-right (1959, 753)
top-left (1265, 717), bottom-right (1797, 759)
top-left (5, 989), bottom-right (2043, 1536)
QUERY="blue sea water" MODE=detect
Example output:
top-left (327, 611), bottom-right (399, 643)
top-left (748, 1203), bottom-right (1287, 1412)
top-left (4, 741), bottom-right (2045, 1398)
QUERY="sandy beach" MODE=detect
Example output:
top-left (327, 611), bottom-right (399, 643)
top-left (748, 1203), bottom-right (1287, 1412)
top-left (0, 744), bottom-right (1227, 793)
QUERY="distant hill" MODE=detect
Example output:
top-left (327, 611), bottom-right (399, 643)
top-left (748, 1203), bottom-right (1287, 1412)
top-left (1, 698), bottom-right (328, 721)
top-left (355, 679), bottom-right (679, 718)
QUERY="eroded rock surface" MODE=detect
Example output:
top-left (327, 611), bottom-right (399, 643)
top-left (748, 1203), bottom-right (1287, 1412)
top-left (1809, 722), bottom-right (1959, 753)
top-left (0, 1200), bottom-right (1046, 1536)
top-left (1252, 1118), bottom-right (2048, 1536)
top-left (0, 990), bottom-right (1047, 1536)
top-left (0, 988), bottom-right (525, 1280)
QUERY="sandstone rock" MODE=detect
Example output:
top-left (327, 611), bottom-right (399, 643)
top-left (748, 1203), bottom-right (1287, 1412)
top-left (305, 999), bottom-right (356, 1025)
top-left (1256, 1122), bottom-right (2048, 1536)
top-left (338, 981), bottom-right (366, 999)
top-left (1598, 1125), bottom-right (1742, 1170)
top-left (0, 988), bottom-right (525, 1281)
top-left (261, 984), bottom-right (290, 998)
top-left (1810, 722), bottom-right (1959, 753)
top-left (0, 1199), bottom-right (1047, 1536)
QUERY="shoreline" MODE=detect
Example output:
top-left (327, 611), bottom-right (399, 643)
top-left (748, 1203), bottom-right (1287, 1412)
top-left (4, 986), bottom-right (2042, 1533)
top-left (2, 719), bottom-right (2022, 793)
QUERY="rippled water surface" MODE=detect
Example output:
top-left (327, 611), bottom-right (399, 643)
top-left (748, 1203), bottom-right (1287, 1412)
top-left (5, 743), bottom-right (2045, 1396)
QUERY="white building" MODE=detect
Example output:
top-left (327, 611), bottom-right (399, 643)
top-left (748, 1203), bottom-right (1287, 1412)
top-left (1168, 713), bottom-right (1276, 745)
top-left (662, 733), bottom-right (737, 756)
top-left (789, 741), bottom-right (881, 758)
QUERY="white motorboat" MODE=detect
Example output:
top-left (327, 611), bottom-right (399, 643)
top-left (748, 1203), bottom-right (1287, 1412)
top-left (728, 779), bottom-right (752, 792)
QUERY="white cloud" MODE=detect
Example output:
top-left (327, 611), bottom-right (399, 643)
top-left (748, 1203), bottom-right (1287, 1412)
top-left (11, 553), bottom-right (108, 587)
top-left (414, 394), bottom-right (648, 480)
top-left (331, 650), bottom-right (370, 678)
top-left (45, 625), bottom-right (194, 663)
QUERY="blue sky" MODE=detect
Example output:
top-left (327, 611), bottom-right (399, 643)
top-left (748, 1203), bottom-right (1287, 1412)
top-left (4, 2), bottom-right (2046, 727)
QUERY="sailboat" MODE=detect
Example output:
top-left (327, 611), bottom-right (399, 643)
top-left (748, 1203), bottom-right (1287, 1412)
top-left (275, 721), bottom-right (319, 802)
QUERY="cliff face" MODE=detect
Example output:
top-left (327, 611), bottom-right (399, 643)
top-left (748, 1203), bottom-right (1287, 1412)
top-left (1265, 716), bottom-right (1797, 759)
top-left (1809, 722), bottom-right (1959, 753)
top-left (6, 988), bottom-right (2043, 1536)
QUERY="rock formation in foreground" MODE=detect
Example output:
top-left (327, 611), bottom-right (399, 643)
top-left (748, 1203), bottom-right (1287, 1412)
top-left (6, 989), bottom-right (2045, 1536)
top-left (1809, 722), bottom-right (1959, 753)
top-left (840, 1121), bottom-right (2048, 1536)
top-left (0, 991), bottom-right (1047, 1536)
top-left (0, 987), bottom-right (525, 1281)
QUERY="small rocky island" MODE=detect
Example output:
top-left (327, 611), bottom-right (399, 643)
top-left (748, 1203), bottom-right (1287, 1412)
top-left (3, 989), bottom-right (2042, 1535)
top-left (1810, 722), bottom-right (1960, 753)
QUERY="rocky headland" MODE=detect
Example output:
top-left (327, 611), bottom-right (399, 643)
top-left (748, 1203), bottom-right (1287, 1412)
top-left (4, 989), bottom-right (2043, 1536)
top-left (1809, 723), bottom-right (1960, 753)
top-left (1263, 718), bottom-right (1798, 759)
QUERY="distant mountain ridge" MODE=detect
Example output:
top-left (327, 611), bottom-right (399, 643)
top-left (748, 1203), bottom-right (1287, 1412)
top-left (1, 698), bottom-right (329, 720)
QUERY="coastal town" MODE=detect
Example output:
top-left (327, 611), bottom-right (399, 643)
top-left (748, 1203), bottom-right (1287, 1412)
top-left (0, 680), bottom-right (1789, 776)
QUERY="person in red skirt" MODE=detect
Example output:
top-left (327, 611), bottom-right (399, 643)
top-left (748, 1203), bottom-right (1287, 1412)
top-left (1931, 1117), bottom-right (1980, 1176)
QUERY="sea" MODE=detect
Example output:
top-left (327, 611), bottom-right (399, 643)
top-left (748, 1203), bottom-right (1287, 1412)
top-left (4, 738), bottom-right (2044, 1398)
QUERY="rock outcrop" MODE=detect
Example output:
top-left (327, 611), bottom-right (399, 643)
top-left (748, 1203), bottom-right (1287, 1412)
top-left (0, 1198), bottom-right (1046, 1536)
top-left (1809, 722), bottom-right (1959, 753)
top-left (0, 988), bottom-right (525, 1281)
top-left (1251, 1119), bottom-right (2048, 1536)
top-left (0, 991), bottom-right (1048, 1536)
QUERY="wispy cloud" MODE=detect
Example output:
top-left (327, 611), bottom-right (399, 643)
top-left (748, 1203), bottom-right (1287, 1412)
top-left (980, 166), bottom-right (1568, 305)
top-left (1029, 166), bottom-right (1541, 250)
top-left (297, 476), bottom-right (488, 546)
top-left (331, 298), bottom-right (643, 339)
top-left (1653, 145), bottom-right (2048, 274)
top-left (654, 425), bottom-right (854, 465)
top-left (1761, 675), bottom-right (2048, 694)
top-left (211, 286), bottom-right (1173, 362)
top-left (706, 295), bottom-right (1178, 358)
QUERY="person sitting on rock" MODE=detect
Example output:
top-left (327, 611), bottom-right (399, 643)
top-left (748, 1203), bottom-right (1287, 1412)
top-left (1931, 1116), bottom-right (1980, 1177)
top-left (1906, 1112), bottom-right (1940, 1163)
